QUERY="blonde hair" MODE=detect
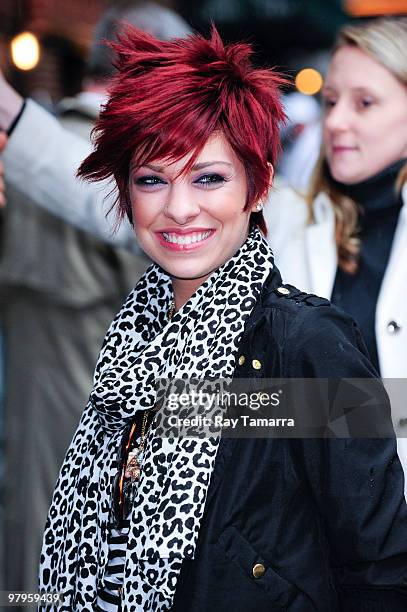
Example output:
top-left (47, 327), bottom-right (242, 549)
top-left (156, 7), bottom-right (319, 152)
top-left (308, 17), bottom-right (407, 274)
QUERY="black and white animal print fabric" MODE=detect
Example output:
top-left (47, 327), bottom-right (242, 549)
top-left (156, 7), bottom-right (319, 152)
top-left (39, 227), bottom-right (274, 611)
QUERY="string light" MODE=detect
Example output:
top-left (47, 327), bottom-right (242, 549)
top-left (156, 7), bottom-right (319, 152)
top-left (11, 32), bottom-right (40, 71)
top-left (295, 68), bottom-right (323, 96)
top-left (345, 0), bottom-right (407, 16)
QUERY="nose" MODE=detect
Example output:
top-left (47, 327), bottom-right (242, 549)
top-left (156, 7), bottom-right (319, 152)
top-left (324, 99), bottom-right (350, 134)
top-left (164, 182), bottom-right (200, 225)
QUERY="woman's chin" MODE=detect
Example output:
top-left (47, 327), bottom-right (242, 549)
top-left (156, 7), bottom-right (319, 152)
top-left (328, 164), bottom-right (364, 185)
top-left (165, 266), bottom-right (215, 282)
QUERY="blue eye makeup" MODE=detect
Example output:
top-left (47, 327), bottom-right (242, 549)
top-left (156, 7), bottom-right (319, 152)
top-left (194, 173), bottom-right (227, 186)
top-left (132, 172), bottom-right (229, 188)
top-left (134, 175), bottom-right (166, 187)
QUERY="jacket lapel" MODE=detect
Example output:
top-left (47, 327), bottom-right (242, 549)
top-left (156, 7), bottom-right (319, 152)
top-left (304, 193), bottom-right (337, 299)
top-left (377, 188), bottom-right (407, 310)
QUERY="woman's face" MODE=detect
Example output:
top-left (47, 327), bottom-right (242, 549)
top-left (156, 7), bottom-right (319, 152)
top-left (129, 132), bottom-right (256, 295)
top-left (322, 45), bottom-right (407, 184)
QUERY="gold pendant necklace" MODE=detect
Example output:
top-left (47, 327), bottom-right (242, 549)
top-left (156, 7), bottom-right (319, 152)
top-left (168, 299), bottom-right (176, 321)
top-left (124, 411), bottom-right (149, 481)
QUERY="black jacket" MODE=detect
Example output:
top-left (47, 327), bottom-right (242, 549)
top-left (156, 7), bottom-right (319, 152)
top-left (172, 266), bottom-right (407, 611)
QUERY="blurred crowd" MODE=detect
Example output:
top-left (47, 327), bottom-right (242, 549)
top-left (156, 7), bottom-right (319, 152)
top-left (0, 0), bottom-right (406, 608)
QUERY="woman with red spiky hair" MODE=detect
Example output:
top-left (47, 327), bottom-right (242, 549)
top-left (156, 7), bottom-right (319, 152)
top-left (39, 25), bottom-right (407, 612)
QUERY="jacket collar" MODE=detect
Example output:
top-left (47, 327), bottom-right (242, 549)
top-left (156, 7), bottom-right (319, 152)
top-left (305, 184), bottom-right (407, 300)
top-left (305, 192), bottom-right (337, 299)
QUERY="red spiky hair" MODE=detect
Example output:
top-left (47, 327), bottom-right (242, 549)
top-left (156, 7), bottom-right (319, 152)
top-left (78, 25), bottom-right (288, 233)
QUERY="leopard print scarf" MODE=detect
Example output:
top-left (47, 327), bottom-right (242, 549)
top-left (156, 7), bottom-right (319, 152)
top-left (39, 227), bottom-right (274, 611)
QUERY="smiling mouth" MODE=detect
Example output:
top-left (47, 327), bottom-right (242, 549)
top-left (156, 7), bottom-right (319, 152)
top-left (161, 230), bottom-right (213, 246)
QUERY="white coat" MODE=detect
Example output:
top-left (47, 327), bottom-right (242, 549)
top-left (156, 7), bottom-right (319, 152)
top-left (265, 182), bottom-right (407, 492)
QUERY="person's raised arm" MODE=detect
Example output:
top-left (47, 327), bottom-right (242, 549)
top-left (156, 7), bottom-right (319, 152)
top-left (0, 131), bottom-right (7, 208)
top-left (0, 71), bottom-right (138, 252)
top-left (0, 71), bottom-right (23, 133)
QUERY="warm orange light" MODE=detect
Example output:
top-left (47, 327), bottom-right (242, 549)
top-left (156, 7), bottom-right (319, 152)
top-left (295, 68), bottom-right (323, 96)
top-left (345, 0), bottom-right (407, 16)
top-left (10, 32), bottom-right (40, 71)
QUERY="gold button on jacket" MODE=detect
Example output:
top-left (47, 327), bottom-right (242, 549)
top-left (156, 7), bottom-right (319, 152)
top-left (252, 563), bottom-right (266, 578)
top-left (277, 286), bottom-right (290, 295)
top-left (252, 359), bottom-right (262, 370)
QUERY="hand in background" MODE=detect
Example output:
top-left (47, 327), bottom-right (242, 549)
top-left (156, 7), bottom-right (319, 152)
top-left (0, 131), bottom-right (7, 207)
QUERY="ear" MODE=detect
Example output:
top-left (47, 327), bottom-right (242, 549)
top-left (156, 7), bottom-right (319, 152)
top-left (267, 162), bottom-right (274, 188)
top-left (250, 163), bottom-right (275, 212)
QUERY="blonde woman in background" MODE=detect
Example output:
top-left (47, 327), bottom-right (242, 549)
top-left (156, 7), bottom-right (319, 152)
top-left (266, 16), bottom-right (407, 487)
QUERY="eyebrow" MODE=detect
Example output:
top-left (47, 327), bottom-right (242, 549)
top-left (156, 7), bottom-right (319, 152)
top-left (322, 85), bottom-right (375, 94)
top-left (192, 161), bottom-right (233, 171)
top-left (131, 161), bottom-right (233, 173)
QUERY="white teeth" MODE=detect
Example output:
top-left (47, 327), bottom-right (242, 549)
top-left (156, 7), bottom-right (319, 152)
top-left (162, 230), bottom-right (211, 245)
